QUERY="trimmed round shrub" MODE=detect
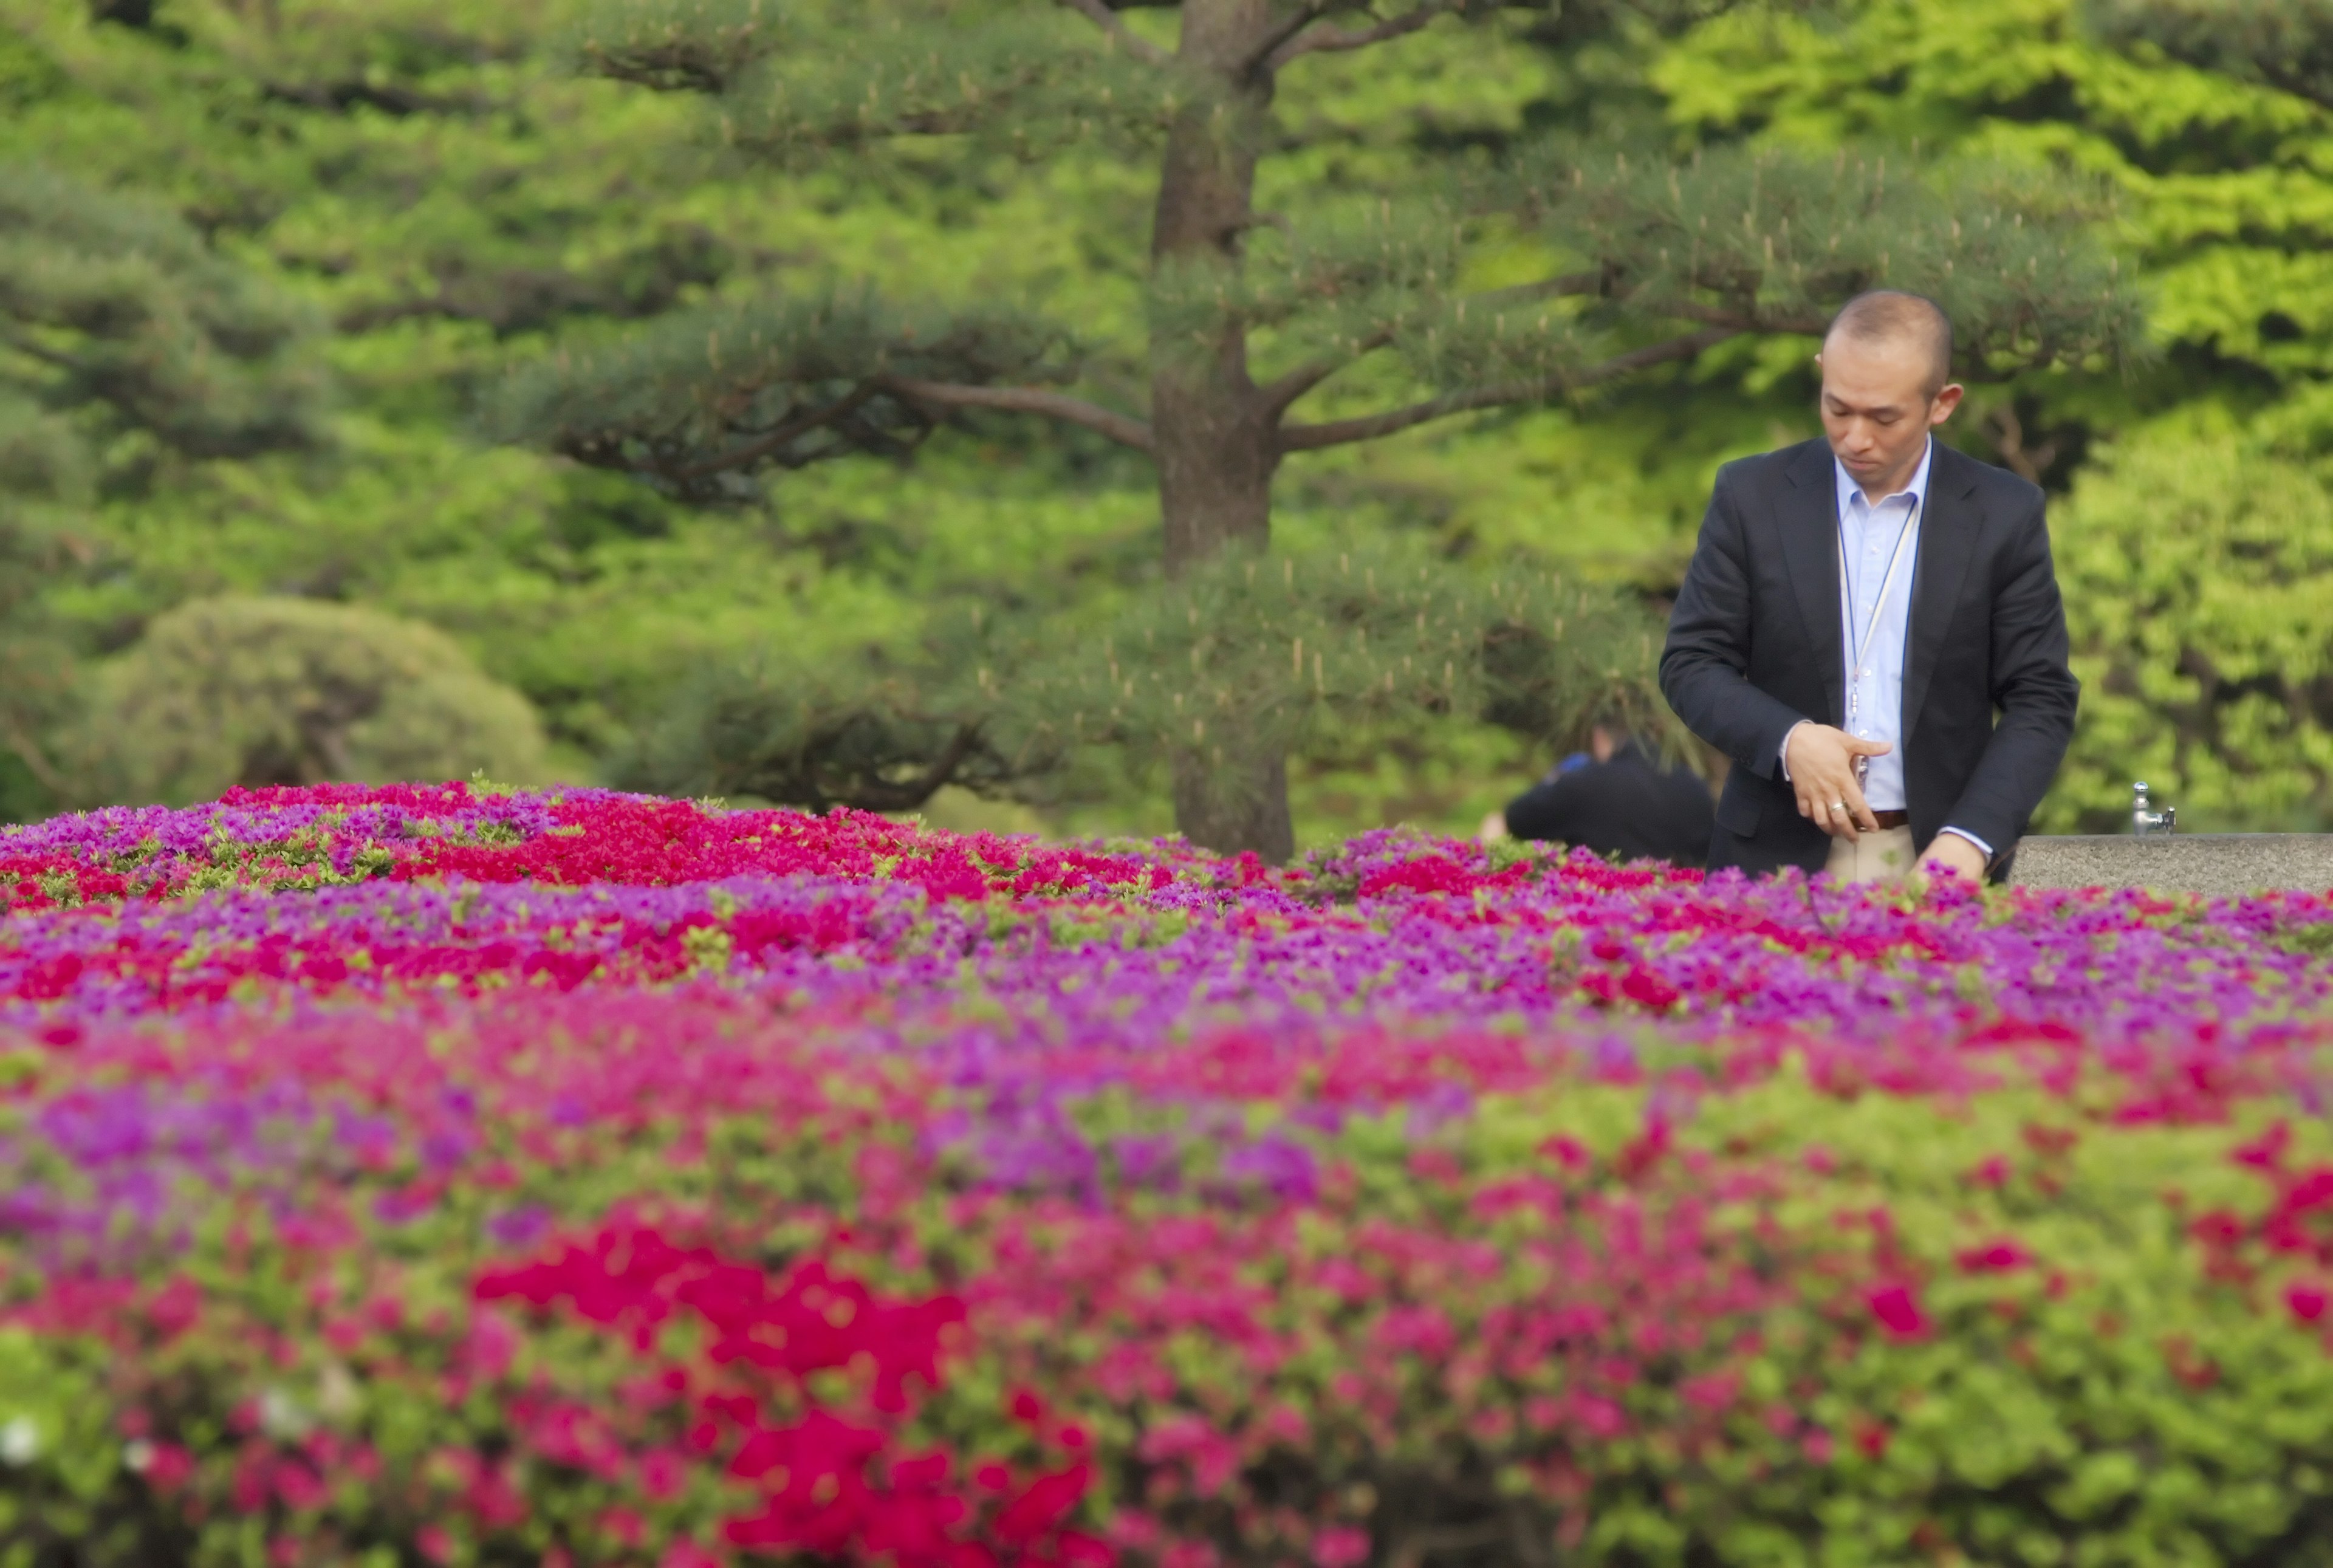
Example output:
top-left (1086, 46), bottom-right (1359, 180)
top-left (74, 596), bottom-right (547, 803)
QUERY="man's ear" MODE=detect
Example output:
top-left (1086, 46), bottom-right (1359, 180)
top-left (1929, 382), bottom-right (1965, 424)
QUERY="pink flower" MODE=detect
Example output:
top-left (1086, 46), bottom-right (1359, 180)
top-left (639, 1448), bottom-right (688, 1500)
top-left (1575, 1397), bottom-right (1628, 1439)
top-left (1680, 1372), bottom-right (1739, 1412)
top-left (1314, 1527), bottom-right (1371, 1568)
top-left (1955, 1242), bottom-right (2032, 1273)
top-left (2289, 1282), bottom-right (2329, 1323)
top-left (1866, 1284), bottom-right (1931, 1341)
top-left (1107, 1511), bottom-right (1161, 1550)
top-left (1540, 1135), bottom-right (1591, 1172)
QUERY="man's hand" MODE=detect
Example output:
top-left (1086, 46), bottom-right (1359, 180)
top-left (1917, 832), bottom-right (1987, 887)
top-left (1784, 723), bottom-right (1892, 840)
top-left (1478, 810), bottom-right (1508, 843)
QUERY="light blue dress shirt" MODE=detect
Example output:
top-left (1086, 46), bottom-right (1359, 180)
top-left (1834, 442), bottom-right (1928, 812)
top-left (1779, 438), bottom-right (1992, 861)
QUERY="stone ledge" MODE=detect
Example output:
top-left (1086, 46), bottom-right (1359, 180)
top-left (2010, 834), bottom-right (2333, 896)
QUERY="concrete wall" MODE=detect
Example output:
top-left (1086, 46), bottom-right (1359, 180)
top-left (2010, 835), bottom-right (2333, 897)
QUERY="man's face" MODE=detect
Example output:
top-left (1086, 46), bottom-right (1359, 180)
top-left (1817, 334), bottom-right (1962, 493)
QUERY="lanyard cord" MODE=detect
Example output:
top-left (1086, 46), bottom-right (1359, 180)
top-left (1838, 493), bottom-right (1920, 697)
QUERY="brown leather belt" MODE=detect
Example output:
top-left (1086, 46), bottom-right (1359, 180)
top-left (1867, 810), bottom-right (1910, 829)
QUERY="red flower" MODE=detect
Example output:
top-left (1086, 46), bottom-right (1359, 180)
top-left (993, 1464), bottom-right (1092, 1546)
top-left (2288, 1282), bottom-right (2329, 1323)
top-left (2235, 1121), bottom-right (2292, 1171)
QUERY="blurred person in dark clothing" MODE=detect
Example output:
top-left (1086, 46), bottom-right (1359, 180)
top-left (1481, 725), bottom-right (1715, 866)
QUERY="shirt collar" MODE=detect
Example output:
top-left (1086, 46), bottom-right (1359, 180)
top-left (1834, 437), bottom-right (1934, 518)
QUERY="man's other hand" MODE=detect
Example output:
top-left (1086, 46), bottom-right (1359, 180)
top-left (1478, 810), bottom-right (1508, 843)
top-left (1917, 832), bottom-right (1987, 887)
top-left (1784, 724), bottom-right (1892, 840)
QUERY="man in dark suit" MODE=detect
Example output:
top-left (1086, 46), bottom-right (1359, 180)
top-left (1484, 724), bottom-right (1714, 866)
top-left (1659, 291), bottom-right (2078, 885)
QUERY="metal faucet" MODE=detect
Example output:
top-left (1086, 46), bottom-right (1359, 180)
top-left (2133, 781), bottom-right (2176, 837)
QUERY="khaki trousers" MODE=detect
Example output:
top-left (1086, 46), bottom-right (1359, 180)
top-left (1824, 824), bottom-right (1916, 885)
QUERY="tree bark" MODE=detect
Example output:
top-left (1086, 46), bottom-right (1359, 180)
top-left (1149, 0), bottom-right (1293, 861)
top-left (1172, 747), bottom-right (1293, 864)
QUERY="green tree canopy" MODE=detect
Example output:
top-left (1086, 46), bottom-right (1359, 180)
top-left (2085, 0), bottom-right (2333, 112)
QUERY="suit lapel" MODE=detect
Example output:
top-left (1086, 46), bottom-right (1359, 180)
top-left (1778, 440), bottom-right (1845, 726)
top-left (1901, 444), bottom-right (1981, 742)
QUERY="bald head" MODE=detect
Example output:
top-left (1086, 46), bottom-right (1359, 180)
top-left (1825, 290), bottom-right (1954, 396)
top-left (1817, 291), bottom-right (1964, 499)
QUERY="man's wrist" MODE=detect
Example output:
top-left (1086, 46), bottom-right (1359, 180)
top-left (1937, 826), bottom-right (1993, 863)
top-left (1777, 720), bottom-right (1813, 781)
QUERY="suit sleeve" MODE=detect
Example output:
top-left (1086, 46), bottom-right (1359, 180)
top-left (1942, 494), bottom-right (2080, 854)
top-left (1659, 468), bottom-right (1814, 781)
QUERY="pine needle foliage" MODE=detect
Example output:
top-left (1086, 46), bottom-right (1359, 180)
top-left (484, 291), bottom-right (1075, 500)
top-left (625, 545), bottom-right (1678, 816)
top-left (570, 0), bottom-right (785, 92)
top-left (0, 163), bottom-right (327, 465)
top-left (1162, 144), bottom-right (2139, 403)
top-left (1032, 544), bottom-right (1679, 769)
top-left (617, 604), bottom-right (1069, 810)
top-left (575, 0), bottom-right (1190, 151)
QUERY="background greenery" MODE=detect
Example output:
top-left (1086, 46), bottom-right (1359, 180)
top-left (5, 0), bottom-right (2331, 841)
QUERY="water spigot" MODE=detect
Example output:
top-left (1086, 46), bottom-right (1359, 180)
top-left (2133, 781), bottom-right (2176, 837)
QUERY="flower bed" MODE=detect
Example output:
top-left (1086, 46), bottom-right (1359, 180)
top-left (4, 783), bottom-right (2333, 1567)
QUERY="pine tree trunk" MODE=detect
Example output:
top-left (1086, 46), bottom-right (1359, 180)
top-left (1149, 0), bottom-right (1293, 862)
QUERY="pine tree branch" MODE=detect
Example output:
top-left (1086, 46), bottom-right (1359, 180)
top-left (1255, 329), bottom-right (1396, 422)
top-left (1266, 2), bottom-right (1458, 71)
top-left (664, 382), bottom-right (886, 482)
top-left (0, 326), bottom-right (80, 375)
top-left (1255, 271), bottom-right (1606, 421)
top-left (1275, 326), bottom-right (1736, 452)
top-left (1245, 3), bottom-right (1337, 73)
top-left (0, 714), bottom-right (68, 799)
top-left (1053, 0), bottom-right (1170, 66)
top-left (1659, 299), bottom-right (1831, 336)
top-left (881, 376), bottom-right (1156, 453)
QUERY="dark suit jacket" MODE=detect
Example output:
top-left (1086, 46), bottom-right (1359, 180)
top-left (1503, 742), bottom-right (1715, 868)
top-left (1658, 438), bottom-right (2078, 879)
